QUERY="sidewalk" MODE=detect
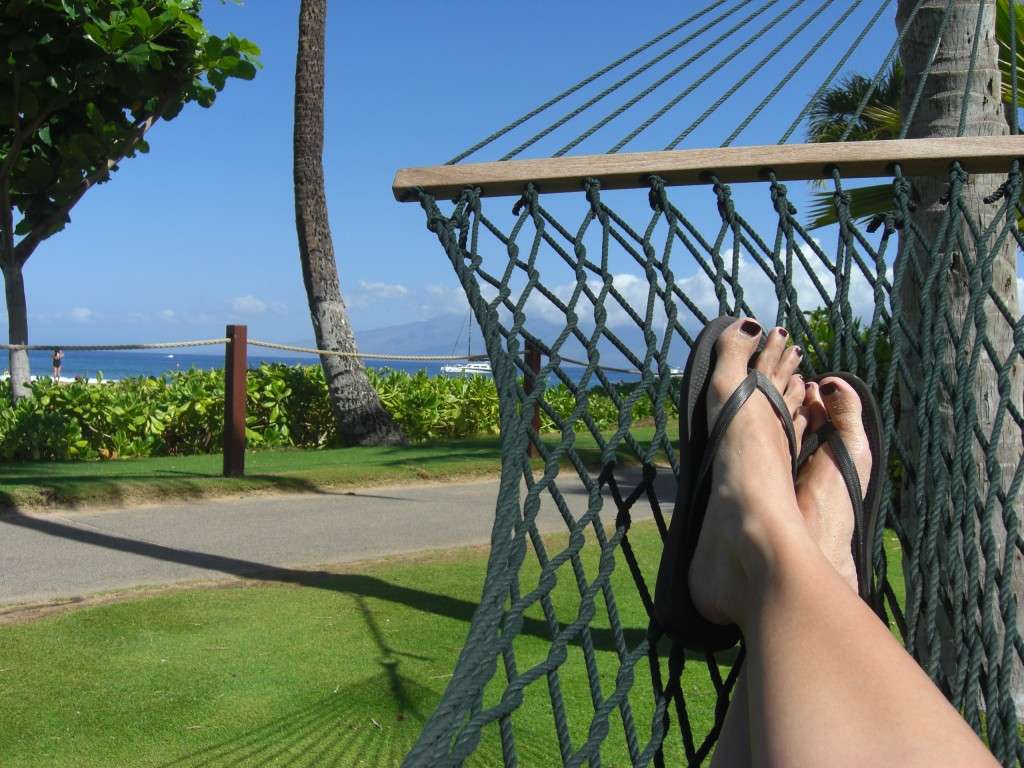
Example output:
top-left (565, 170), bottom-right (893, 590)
top-left (0, 470), bottom-right (671, 607)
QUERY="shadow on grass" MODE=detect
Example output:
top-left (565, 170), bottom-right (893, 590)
top-left (0, 511), bottom-right (664, 656)
top-left (158, 673), bottom-right (438, 767)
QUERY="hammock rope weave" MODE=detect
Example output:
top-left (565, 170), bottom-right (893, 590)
top-left (399, 160), bottom-right (1024, 765)
top-left (398, 2), bottom-right (1024, 765)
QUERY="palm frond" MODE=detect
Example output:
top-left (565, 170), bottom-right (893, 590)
top-left (805, 183), bottom-right (895, 230)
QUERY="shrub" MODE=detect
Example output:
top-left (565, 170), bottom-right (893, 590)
top-left (0, 364), bottom-right (677, 461)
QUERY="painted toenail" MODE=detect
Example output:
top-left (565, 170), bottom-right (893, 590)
top-left (777, 328), bottom-right (788, 338)
top-left (794, 346), bottom-right (803, 357)
top-left (820, 382), bottom-right (838, 396)
top-left (740, 320), bottom-right (761, 337)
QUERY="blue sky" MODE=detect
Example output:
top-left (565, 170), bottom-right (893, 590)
top-left (9, 1), bottom-right (936, 348)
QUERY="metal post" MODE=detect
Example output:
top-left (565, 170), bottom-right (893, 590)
top-left (525, 341), bottom-right (542, 458)
top-left (223, 324), bottom-right (247, 477)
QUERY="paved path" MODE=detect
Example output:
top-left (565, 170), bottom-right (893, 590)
top-left (0, 470), bottom-right (673, 607)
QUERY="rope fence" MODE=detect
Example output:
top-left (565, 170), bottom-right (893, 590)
top-left (0, 338), bottom-right (658, 375)
top-left (0, 338), bottom-right (489, 362)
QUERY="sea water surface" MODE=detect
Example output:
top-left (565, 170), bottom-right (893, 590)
top-left (9, 350), bottom-right (646, 384)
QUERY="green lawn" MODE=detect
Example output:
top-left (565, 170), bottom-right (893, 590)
top-left (0, 524), bottom-right (905, 767)
top-left (0, 426), bottom-right (672, 513)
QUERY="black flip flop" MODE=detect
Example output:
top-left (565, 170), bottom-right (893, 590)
top-left (797, 372), bottom-right (885, 606)
top-left (653, 316), bottom-right (800, 652)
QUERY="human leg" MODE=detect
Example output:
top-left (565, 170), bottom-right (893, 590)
top-left (689, 319), bottom-right (993, 768)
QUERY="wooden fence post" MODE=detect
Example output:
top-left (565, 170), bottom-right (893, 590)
top-left (525, 341), bottom-right (542, 458)
top-left (223, 324), bottom-right (247, 477)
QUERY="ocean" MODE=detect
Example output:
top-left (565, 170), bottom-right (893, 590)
top-left (12, 350), bottom-right (447, 382)
top-left (9, 349), bottom-right (645, 384)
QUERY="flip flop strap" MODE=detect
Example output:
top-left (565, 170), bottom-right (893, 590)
top-left (693, 371), bottom-right (798, 501)
top-left (806, 423), bottom-right (864, 585)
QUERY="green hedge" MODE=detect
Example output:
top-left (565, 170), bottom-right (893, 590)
top-left (0, 365), bottom-right (677, 461)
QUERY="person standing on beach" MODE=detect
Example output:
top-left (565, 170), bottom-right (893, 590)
top-left (52, 348), bottom-right (63, 381)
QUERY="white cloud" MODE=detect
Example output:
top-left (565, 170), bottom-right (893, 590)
top-left (158, 309), bottom-right (176, 321)
top-left (358, 280), bottom-right (408, 298)
top-left (413, 284), bottom-right (471, 318)
top-left (231, 295), bottom-right (267, 315)
top-left (514, 235), bottom-right (896, 335)
top-left (69, 307), bottom-right (93, 322)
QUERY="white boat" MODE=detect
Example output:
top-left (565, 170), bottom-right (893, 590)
top-left (441, 361), bottom-right (492, 377)
top-left (443, 312), bottom-right (492, 376)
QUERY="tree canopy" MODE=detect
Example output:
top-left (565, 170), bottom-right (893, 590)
top-left (0, 0), bottom-right (260, 264)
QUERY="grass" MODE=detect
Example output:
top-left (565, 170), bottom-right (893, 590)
top-left (0, 425), bottom-right (672, 513)
top-left (0, 523), bottom-right (906, 767)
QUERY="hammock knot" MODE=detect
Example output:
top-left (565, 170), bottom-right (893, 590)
top-left (983, 164), bottom-right (1020, 204)
top-left (646, 175), bottom-right (670, 212)
top-left (583, 177), bottom-right (604, 219)
top-left (866, 212), bottom-right (896, 235)
top-left (769, 177), bottom-right (797, 216)
top-left (711, 178), bottom-right (736, 222)
top-left (940, 163), bottom-right (968, 205)
top-left (512, 183), bottom-right (541, 216)
top-left (891, 173), bottom-right (915, 229)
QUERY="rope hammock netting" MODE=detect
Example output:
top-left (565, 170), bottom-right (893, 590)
top-left (391, 1), bottom-right (1024, 764)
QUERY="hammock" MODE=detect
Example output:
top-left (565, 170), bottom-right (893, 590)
top-left (393, 2), bottom-right (1024, 764)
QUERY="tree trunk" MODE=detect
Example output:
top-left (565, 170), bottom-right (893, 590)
top-left (293, 0), bottom-right (405, 446)
top-left (897, 0), bottom-right (1024, 720)
top-left (2, 259), bottom-right (31, 402)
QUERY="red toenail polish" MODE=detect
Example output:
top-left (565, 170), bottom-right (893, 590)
top-left (794, 346), bottom-right (803, 357)
top-left (778, 328), bottom-right (788, 338)
top-left (820, 382), bottom-right (837, 396)
top-left (740, 320), bottom-right (761, 337)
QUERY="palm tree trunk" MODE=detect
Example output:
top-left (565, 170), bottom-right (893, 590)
top-left (897, 0), bottom-right (1023, 718)
top-left (293, 0), bottom-right (405, 446)
top-left (1, 258), bottom-right (31, 402)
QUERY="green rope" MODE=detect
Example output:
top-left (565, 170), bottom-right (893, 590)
top-left (554, 0), bottom-right (792, 157)
top-left (840, 0), bottom-right (928, 141)
top-left (607, 0), bottom-right (811, 154)
top-left (958, 0), bottom-right (989, 137)
top-left (899, 0), bottom-right (957, 139)
top-left (668, 0), bottom-right (835, 150)
top-left (1011, 0), bottom-right (1020, 133)
top-left (498, 0), bottom-right (742, 162)
top-left (403, 153), bottom-right (1024, 767)
top-left (778, 0), bottom-right (891, 143)
top-left (445, 0), bottom-right (729, 163)
top-left (725, 0), bottom-right (867, 147)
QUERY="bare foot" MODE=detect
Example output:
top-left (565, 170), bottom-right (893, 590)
top-left (794, 378), bottom-right (873, 593)
top-left (687, 320), bottom-right (809, 627)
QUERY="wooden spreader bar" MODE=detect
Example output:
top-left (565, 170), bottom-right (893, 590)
top-left (393, 136), bottom-right (1024, 201)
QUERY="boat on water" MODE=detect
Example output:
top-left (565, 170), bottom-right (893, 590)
top-left (440, 360), bottom-right (492, 377)
top-left (443, 312), bottom-right (492, 376)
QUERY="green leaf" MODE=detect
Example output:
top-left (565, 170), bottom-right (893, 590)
top-left (119, 43), bottom-right (151, 70)
top-left (82, 22), bottom-right (107, 49)
top-left (804, 183), bottom-right (894, 230)
top-left (129, 6), bottom-right (151, 33)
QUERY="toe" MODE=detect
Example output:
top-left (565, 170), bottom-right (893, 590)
top-left (819, 377), bottom-right (872, 488)
top-left (773, 342), bottom-right (804, 391)
top-left (754, 326), bottom-right (788, 378)
top-left (792, 403), bottom-right (810, 446)
top-left (783, 373), bottom-right (805, 416)
top-left (803, 381), bottom-right (828, 432)
top-left (710, 318), bottom-right (763, 406)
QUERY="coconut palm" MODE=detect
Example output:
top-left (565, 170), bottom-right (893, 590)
top-left (293, 0), bottom-right (406, 446)
top-left (807, 0), bottom-right (1024, 720)
top-left (806, 0), bottom-right (1023, 228)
